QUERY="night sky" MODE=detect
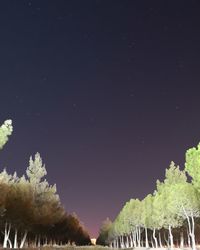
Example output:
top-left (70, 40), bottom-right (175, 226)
top-left (0, 1), bottom-right (200, 237)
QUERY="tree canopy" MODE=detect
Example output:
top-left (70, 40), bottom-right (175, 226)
top-left (0, 120), bottom-right (90, 248)
top-left (0, 120), bottom-right (13, 150)
top-left (99, 143), bottom-right (200, 250)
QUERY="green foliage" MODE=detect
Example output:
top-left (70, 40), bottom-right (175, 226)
top-left (107, 142), bottom-right (200, 249)
top-left (154, 162), bottom-right (187, 229)
top-left (185, 143), bottom-right (200, 190)
top-left (171, 182), bottom-right (200, 219)
top-left (96, 218), bottom-right (112, 246)
top-left (0, 120), bottom-right (13, 150)
top-left (26, 152), bottom-right (47, 186)
top-left (142, 194), bottom-right (153, 228)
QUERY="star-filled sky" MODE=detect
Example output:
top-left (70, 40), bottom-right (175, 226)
top-left (0, 1), bottom-right (200, 237)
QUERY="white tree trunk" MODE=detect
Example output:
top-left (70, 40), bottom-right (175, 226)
top-left (44, 236), bottom-right (47, 246)
top-left (20, 230), bottom-right (27, 248)
top-left (14, 228), bottom-right (18, 248)
top-left (145, 227), bottom-right (149, 248)
top-left (3, 223), bottom-right (11, 248)
top-left (187, 229), bottom-right (191, 248)
top-left (191, 215), bottom-right (196, 250)
top-left (182, 206), bottom-right (196, 250)
top-left (138, 226), bottom-right (141, 247)
top-left (132, 231), bottom-right (136, 248)
top-left (125, 235), bottom-right (129, 248)
top-left (153, 228), bottom-right (158, 248)
top-left (121, 236), bottom-right (125, 249)
top-left (38, 235), bottom-right (41, 247)
top-left (180, 232), bottom-right (184, 248)
top-left (119, 236), bottom-right (121, 248)
top-left (135, 227), bottom-right (138, 247)
top-left (159, 231), bottom-right (163, 248)
top-left (164, 232), bottom-right (169, 248)
top-left (169, 225), bottom-right (174, 249)
top-left (119, 235), bottom-right (124, 248)
top-left (8, 238), bottom-right (12, 248)
top-left (114, 238), bottom-right (117, 248)
top-left (151, 236), bottom-right (155, 248)
top-left (129, 234), bottom-right (133, 248)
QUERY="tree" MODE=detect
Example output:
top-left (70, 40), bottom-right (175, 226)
top-left (185, 143), bottom-right (200, 191)
top-left (107, 143), bottom-right (200, 250)
top-left (3, 178), bottom-right (34, 248)
top-left (26, 152), bottom-right (47, 187)
top-left (97, 218), bottom-right (112, 246)
top-left (154, 162), bottom-right (186, 248)
top-left (0, 120), bottom-right (13, 150)
top-left (26, 152), bottom-right (59, 206)
top-left (0, 120), bottom-right (90, 247)
top-left (109, 199), bottom-right (144, 249)
top-left (171, 182), bottom-right (199, 250)
top-left (142, 194), bottom-right (153, 248)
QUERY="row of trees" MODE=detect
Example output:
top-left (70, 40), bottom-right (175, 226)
top-left (0, 120), bottom-right (91, 248)
top-left (98, 143), bottom-right (200, 250)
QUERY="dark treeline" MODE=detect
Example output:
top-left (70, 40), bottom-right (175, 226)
top-left (0, 120), bottom-right (91, 248)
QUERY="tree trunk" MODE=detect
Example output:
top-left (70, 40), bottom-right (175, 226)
top-left (34, 235), bottom-right (37, 247)
top-left (37, 235), bottom-right (41, 247)
top-left (119, 236), bottom-right (121, 248)
top-left (145, 227), bottom-right (149, 248)
top-left (120, 235), bottom-right (124, 248)
top-left (187, 229), bottom-right (191, 248)
top-left (45, 236), bottom-right (48, 246)
top-left (159, 231), bottom-right (163, 248)
top-left (135, 227), bottom-right (138, 247)
top-left (125, 235), bottom-right (129, 248)
top-left (153, 228), bottom-right (158, 248)
top-left (122, 236), bottom-right (125, 249)
top-left (132, 231), bottom-right (136, 248)
top-left (151, 236), bottom-right (155, 248)
top-left (8, 238), bottom-right (12, 248)
top-left (3, 223), bottom-right (11, 248)
top-left (129, 234), bottom-right (133, 248)
top-left (20, 230), bottom-right (27, 248)
top-left (169, 225), bottom-right (173, 249)
top-left (180, 232), bottom-right (184, 248)
top-left (191, 215), bottom-right (196, 250)
top-left (164, 232), bottom-right (169, 248)
top-left (14, 228), bottom-right (18, 248)
top-left (138, 226), bottom-right (141, 247)
top-left (182, 205), bottom-right (193, 249)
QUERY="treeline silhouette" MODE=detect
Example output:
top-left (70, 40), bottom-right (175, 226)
top-left (0, 120), bottom-right (90, 248)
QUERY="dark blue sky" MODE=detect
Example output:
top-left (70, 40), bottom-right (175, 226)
top-left (0, 1), bottom-right (200, 237)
